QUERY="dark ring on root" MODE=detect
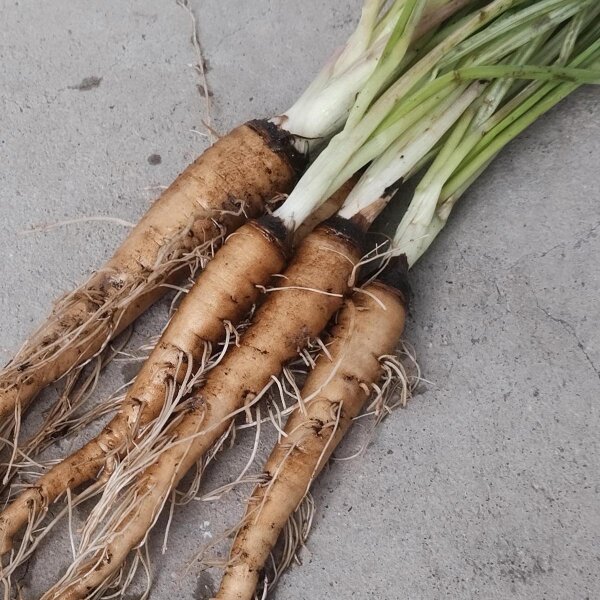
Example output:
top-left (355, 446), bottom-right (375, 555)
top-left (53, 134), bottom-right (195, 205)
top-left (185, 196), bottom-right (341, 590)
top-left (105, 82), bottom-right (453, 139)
top-left (251, 214), bottom-right (292, 260)
top-left (247, 119), bottom-right (308, 177)
top-left (320, 215), bottom-right (366, 254)
top-left (375, 255), bottom-right (411, 310)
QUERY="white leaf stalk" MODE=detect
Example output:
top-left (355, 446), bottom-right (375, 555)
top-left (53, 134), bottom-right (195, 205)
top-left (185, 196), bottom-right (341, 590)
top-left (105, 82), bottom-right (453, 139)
top-left (274, 0), bottom-right (528, 230)
top-left (407, 34), bottom-right (549, 230)
top-left (449, 18), bottom-right (600, 189)
top-left (345, 0), bottom-right (429, 129)
top-left (393, 21), bottom-right (600, 267)
top-left (337, 82), bottom-right (483, 220)
top-left (436, 0), bottom-right (589, 70)
top-left (274, 0), bottom-right (473, 148)
top-left (327, 82), bottom-right (463, 194)
top-left (475, 4), bottom-right (600, 134)
top-left (271, 0), bottom-right (399, 144)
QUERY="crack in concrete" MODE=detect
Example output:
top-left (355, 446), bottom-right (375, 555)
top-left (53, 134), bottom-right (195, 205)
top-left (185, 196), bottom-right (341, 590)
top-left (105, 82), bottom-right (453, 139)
top-left (533, 297), bottom-right (600, 381)
top-left (539, 242), bottom-right (563, 258)
top-left (507, 220), bottom-right (600, 271)
top-left (573, 219), bottom-right (600, 250)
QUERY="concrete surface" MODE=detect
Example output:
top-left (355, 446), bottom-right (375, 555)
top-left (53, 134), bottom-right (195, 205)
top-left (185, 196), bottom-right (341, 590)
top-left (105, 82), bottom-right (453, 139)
top-left (1, 1), bottom-right (599, 598)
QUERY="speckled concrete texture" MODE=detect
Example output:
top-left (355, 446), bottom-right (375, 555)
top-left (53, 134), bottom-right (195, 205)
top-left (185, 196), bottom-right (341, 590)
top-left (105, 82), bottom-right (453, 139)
top-left (0, 1), bottom-right (598, 599)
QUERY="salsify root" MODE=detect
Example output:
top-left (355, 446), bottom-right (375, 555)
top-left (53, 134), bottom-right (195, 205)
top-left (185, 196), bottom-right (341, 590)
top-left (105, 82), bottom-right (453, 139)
top-left (0, 180), bottom-right (356, 562)
top-left (41, 215), bottom-right (365, 600)
top-left (215, 259), bottom-right (410, 600)
top-left (0, 121), bottom-right (303, 465)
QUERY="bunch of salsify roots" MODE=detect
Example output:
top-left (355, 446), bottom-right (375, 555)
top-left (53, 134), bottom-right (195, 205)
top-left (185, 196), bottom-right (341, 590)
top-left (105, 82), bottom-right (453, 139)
top-left (1, 1), bottom-right (599, 598)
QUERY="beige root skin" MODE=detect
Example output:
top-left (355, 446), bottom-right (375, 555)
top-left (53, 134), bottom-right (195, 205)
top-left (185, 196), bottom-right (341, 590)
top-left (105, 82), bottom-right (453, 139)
top-left (0, 122), bottom-right (300, 451)
top-left (42, 220), bottom-right (363, 600)
top-left (0, 219), bottom-right (288, 556)
top-left (216, 282), bottom-right (407, 600)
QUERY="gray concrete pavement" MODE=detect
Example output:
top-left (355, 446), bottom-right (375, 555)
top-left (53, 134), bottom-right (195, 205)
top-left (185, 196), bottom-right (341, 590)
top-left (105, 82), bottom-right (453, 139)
top-left (1, 1), bottom-right (599, 598)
